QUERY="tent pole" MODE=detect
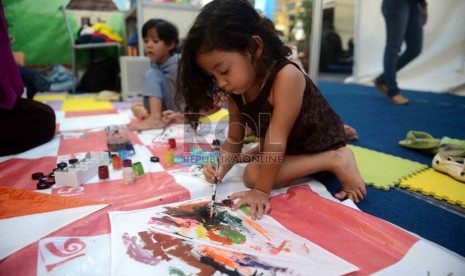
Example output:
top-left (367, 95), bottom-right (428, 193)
top-left (308, 0), bottom-right (323, 83)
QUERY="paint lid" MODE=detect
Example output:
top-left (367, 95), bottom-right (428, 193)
top-left (31, 172), bottom-right (44, 180)
top-left (36, 182), bottom-right (50, 190)
top-left (57, 162), bottom-right (68, 169)
top-left (68, 158), bottom-right (79, 164)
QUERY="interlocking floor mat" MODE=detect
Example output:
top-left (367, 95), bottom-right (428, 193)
top-left (348, 145), bottom-right (428, 190)
top-left (400, 168), bottom-right (465, 208)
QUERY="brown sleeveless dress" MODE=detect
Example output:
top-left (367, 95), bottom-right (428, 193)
top-left (231, 59), bottom-right (346, 155)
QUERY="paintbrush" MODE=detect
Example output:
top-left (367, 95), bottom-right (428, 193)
top-left (209, 156), bottom-right (219, 219)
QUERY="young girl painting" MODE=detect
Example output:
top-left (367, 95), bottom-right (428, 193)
top-left (178, 0), bottom-right (366, 219)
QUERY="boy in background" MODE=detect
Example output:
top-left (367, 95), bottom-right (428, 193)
top-left (130, 19), bottom-right (182, 131)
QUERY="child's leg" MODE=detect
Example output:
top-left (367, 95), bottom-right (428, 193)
top-left (131, 102), bottom-right (149, 119)
top-left (130, 98), bottom-right (166, 131)
top-left (243, 147), bottom-right (366, 202)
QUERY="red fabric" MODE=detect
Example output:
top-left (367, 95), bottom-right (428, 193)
top-left (0, 172), bottom-right (190, 275)
top-left (0, 157), bottom-right (57, 190)
top-left (269, 185), bottom-right (418, 275)
top-left (58, 130), bottom-right (108, 155)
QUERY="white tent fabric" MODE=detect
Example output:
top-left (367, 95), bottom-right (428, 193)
top-left (349, 0), bottom-right (465, 94)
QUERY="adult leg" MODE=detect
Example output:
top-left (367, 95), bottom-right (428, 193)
top-left (396, 2), bottom-right (423, 70)
top-left (243, 147), bottom-right (366, 202)
top-left (377, 0), bottom-right (410, 97)
top-left (0, 99), bottom-right (56, 156)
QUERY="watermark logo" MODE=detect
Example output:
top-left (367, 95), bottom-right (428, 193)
top-left (181, 112), bottom-right (284, 164)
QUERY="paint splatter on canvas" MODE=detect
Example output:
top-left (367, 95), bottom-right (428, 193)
top-left (109, 199), bottom-right (358, 275)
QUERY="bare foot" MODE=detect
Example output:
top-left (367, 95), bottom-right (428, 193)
top-left (344, 124), bottom-right (358, 140)
top-left (390, 94), bottom-right (409, 105)
top-left (131, 104), bottom-right (149, 119)
top-left (333, 147), bottom-right (367, 203)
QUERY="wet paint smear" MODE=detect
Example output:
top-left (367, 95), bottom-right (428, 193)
top-left (138, 231), bottom-right (215, 276)
top-left (218, 198), bottom-right (234, 208)
top-left (122, 232), bottom-right (161, 266)
top-left (199, 246), bottom-right (289, 275)
top-left (168, 267), bottom-right (186, 276)
top-left (159, 201), bottom-right (247, 245)
top-left (121, 201), bottom-right (292, 275)
top-left (134, 230), bottom-right (290, 276)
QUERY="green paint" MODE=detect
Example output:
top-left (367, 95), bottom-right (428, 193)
top-left (221, 225), bottom-right (246, 244)
top-left (239, 206), bottom-right (250, 216)
top-left (215, 210), bottom-right (242, 224)
top-left (168, 267), bottom-right (186, 276)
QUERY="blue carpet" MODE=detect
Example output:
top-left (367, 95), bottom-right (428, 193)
top-left (317, 81), bottom-right (465, 257)
top-left (319, 81), bottom-right (465, 165)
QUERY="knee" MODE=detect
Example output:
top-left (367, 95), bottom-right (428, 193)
top-left (243, 164), bottom-right (258, 189)
top-left (37, 104), bottom-right (56, 141)
top-left (406, 44), bottom-right (422, 59)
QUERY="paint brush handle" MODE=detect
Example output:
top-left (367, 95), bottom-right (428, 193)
top-left (211, 159), bottom-right (219, 204)
top-left (209, 156), bottom-right (219, 218)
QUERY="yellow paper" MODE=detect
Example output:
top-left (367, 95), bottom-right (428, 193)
top-left (62, 97), bottom-right (113, 112)
top-left (34, 93), bottom-right (67, 102)
top-left (199, 108), bottom-right (229, 123)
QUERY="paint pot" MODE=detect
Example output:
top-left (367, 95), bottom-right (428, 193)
top-left (105, 124), bottom-right (131, 152)
top-left (112, 155), bottom-right (122, 170)
top-left (123, 167), bottom-right (135, 185)
top-left (123, 159), bottom-right (132, 168)
top-left (132, 162), bottom-right (145, 177)
top-left (168, 138), bottom-right (176, 149)
top-left (118, 149), bottom-right (128, 161)
top-left (150, 156), bottom-right (159, 162)
top-left (125, 143), bottom-right (136, 155)
top-left (98, 165), bottom-right (109, 180)
top-left (165, 150), bottom-right (174, 166)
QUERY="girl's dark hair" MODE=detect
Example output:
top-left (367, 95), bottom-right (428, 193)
top-left (142, 19), bottom-right (179, 54)
top-left (177, 0), bottom-right (291, 125)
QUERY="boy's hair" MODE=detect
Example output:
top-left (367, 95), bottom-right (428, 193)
top-left (142, 19), bottom-right (179, 54)
top-left (177, 0), bottom-right (290, 123)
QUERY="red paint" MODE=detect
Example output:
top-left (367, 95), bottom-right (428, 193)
top-left (268, 185), bottom-right (418, 275)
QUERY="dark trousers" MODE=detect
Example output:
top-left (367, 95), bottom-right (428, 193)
top-left (0, 99), bottom-right (56, 156)
top-left (376, 0), bottom-right (423, 97)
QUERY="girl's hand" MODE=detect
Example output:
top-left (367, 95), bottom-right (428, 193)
top-left (162, 110), bottom-right (184, 124)
top-left (203, 163), bottom-right (226, 183)
top-left (229, 189), bottom-right (270, 220)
